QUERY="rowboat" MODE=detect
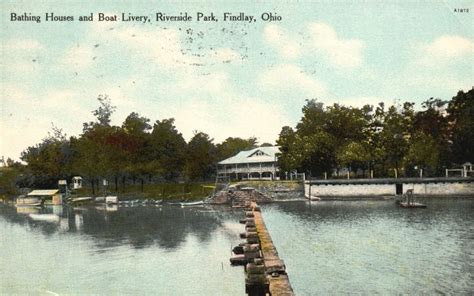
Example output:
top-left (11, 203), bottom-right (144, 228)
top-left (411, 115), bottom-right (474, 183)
top-left (180, 201), bottom-right (204, 207)
top-left (16, 197), bottom-right (43, 207)
top-left (399, 202), bottom-right (427, 208)
top-left (69, 197), bottom-right (93, 204)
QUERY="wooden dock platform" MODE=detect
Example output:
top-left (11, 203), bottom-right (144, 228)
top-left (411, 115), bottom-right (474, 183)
top-left (232, 201), bottom-right (294, 296)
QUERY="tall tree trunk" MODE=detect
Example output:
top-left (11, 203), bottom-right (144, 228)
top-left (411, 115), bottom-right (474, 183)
top-left (141, 178), bottom-right (144, 192)
top-left (91, 179), bottom-right (95, 195)
top-left (114, 176), bottom-right (118, 192)
top-left (122, 176), bottom-right (126, 192)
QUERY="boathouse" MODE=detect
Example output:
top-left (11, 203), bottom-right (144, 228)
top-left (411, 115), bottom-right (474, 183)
top-left (217, 146), bottom-right (280, 181)
top-left (27, 189), bottom-right (62, 205)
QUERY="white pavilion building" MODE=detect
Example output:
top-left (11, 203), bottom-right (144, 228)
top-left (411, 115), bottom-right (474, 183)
top-left (217, 146), bottom-right (280, 181)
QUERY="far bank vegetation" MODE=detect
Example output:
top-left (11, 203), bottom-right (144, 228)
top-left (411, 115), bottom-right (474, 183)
top-left (1, 88), bottom-right (473, 199)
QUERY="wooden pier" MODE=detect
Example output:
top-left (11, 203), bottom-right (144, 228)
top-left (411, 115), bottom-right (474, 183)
top-left (231, 202), bottom-right (294, 296)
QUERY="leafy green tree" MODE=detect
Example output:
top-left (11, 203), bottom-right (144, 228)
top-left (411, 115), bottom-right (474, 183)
top-left (149, 118), bottom-right (187, 181)
top-left (447, 88), bottom-right (474, 164)
top-left (0, 167), bottom-right (23, 198)
top-left (73, 127), bottom-right (112, 194)
top-left (414, 97), bottom-right (450, 171)
top-left (185, 132), bottom-right (217, 181)
top-left (294, 132), bottom-right (336, 176)
top-left (276, 126), bottom-right (298, 173)
top-left (87, 94), bottom-right (116, 128)
top-left (122, 112), bottom-right (152, 134)
top-left (294, 100), bottom-right (337, 176)
top-left (404, 132), bottom-right (439, 176)
top-left (336, 141), bottom-right (371, 176)
top-left (121, 113), bottom-right (152, 191)
top-left (216, 137), bottom-right (257, 161)
top-left (73, 95), bottom-right (118, 194)
top-left (20, 126), bottom-right (73, 187)
top-left (286, 100), bottom-right (373, 176)
top-left (378, 105), bottom-right (409, 176)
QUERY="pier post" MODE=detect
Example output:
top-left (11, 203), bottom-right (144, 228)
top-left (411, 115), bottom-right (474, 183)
top-left (308, 182), bottom-right (312, 199)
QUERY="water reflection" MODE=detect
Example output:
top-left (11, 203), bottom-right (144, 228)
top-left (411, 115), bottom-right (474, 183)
top-left (0, 202), bottom-right (245, 295)
top-left (1, 203), bottom-right (236, 251)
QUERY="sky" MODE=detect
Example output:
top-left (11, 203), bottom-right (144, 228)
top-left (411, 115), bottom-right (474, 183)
top-left (1, 0), bottom-right (473, 161)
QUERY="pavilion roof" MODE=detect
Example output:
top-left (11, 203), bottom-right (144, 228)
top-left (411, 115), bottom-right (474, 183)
top-left (218, 146), bottom-right (280, 165)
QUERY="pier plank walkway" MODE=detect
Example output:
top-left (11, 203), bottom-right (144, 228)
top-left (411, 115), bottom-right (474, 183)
top-left (249, 202), bottom-right (294, 296)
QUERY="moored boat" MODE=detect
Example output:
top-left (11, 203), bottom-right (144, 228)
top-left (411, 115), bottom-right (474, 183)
top-left (180, 201), bottom-right (204, 207)
top-left (16, 196), bottom-right (43, 207)
top-left (399, 202), bottom-right (427, 208)
top-left (398, 189), bottom-right (426, 208)
top-left (69, 197), bottom-right (94, 204)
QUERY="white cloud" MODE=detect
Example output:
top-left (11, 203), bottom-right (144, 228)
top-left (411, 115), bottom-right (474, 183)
top-left (1, 85), bottom-right (51, 159)
top-left (417, 35), bottom-right (474, 66)
top-left (264, 24), bottom-right (301, 59)
top-left (1, 84), bottom-right (99, 159)
top-left (0, 119), bottom-right (51, 160)
top-left (212, 48), bottom-right (242, 63)
top-left (1, 39), bottom-right (44, 76)
top-left (165, 71), bottom-right (231, 96)
top-left (110, 27), bottom-right (198, 68)
top-left (404, 74), bottom-right (472, 96)
top-left (259, 64), bottom-right (326, 97)
top-left (94, 25), bottom-right (242, 68)
top-left (308, 22), bottom-right (364, 69)
top-left (2, 84), bottom-right (30, 104)
top-left (60, 46), bottom-right (95, 69)
top-left (173, 97), bottom-right (289, 144)
top-left (2, 39), bottom-right (44, 51)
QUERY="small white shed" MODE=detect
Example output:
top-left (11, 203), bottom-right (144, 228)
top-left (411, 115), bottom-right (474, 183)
top-left (28, 189), bottom-right (62, 205)
top-left (72, 176), bottom-right (83, 189)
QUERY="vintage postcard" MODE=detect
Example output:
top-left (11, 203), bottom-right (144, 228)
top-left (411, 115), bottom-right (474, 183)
top-left (1, 1), bottom-right (473, 295)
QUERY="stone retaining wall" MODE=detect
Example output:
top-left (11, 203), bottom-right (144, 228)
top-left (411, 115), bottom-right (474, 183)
top-left (305, 178), bottom-right (474, 197)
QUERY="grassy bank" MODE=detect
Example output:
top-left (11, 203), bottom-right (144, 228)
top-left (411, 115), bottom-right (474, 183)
top-left (74, 182), bottom-right (215, 201)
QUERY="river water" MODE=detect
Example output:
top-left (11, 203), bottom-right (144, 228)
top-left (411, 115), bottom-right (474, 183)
top-left (1, 197), bottom-right (473, 295)
top-left (262, 197), bottom-right (474, 295)
top-left (0, 204), bottom-right (245, 295)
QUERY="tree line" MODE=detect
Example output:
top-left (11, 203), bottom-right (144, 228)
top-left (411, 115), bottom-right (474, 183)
top-left (277, 88), bottom-right (473, 178)
top-left (3, 88), bottom-right (473, 196)
top-left (16, 95), bottom-right (259, 193)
